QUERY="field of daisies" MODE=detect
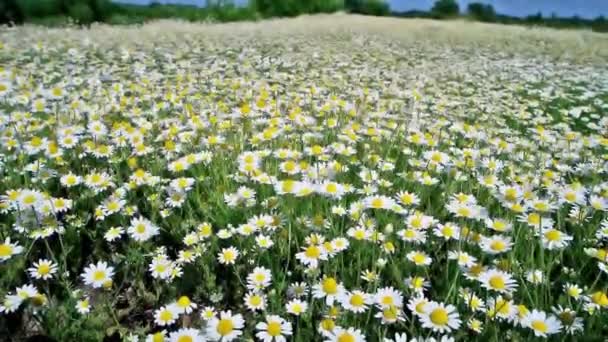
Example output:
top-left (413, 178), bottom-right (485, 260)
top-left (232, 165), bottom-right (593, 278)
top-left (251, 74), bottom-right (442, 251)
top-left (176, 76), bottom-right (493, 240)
top-left (1, 15), bottom-right (608, 342)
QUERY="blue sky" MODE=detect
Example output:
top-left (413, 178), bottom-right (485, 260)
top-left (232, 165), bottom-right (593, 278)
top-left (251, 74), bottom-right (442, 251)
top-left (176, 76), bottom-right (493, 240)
top-left (117, 0), bottom-right (608, 19)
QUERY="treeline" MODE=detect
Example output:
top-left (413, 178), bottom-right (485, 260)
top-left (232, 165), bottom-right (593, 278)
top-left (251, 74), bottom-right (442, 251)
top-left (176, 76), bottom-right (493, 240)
top-left (397, 0), bottom-right (608, 33)
top-left (0, 0), bottom-right (389, 25)
top-left (0, 0), bottom-right (606, 33)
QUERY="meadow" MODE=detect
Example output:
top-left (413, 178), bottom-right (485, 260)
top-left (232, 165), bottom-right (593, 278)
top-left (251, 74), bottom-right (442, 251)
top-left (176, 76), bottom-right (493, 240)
top-left (0, 14), bottom-right (608, 341)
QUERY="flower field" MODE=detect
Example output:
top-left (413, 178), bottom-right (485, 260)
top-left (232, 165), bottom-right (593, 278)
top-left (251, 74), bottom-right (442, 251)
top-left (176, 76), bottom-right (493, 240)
top-left (1, 15), bottom-right (608, 342)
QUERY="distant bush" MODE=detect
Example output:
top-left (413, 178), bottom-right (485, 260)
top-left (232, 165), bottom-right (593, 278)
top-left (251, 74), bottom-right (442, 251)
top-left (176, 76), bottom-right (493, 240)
top-left (29, 15), bottom-right (72, 27)
top-left (252, 0), bottom-right (345, 18)
top-left (16, 0), bottom-right (62, 18)
top-left (68, 2), bottom-right (94, 24)
top-left (346, 0), bottom-right (390, 16)
top-left (431, 0), bottom-right (459, 19)
top-left (467, 2), bottom-right (496, 22)
top-left (107, 14), bottom-right (144, 25)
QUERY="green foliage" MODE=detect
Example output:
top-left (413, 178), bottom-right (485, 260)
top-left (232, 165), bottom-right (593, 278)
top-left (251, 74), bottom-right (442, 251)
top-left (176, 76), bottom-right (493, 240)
top-left (42, 298), bottom-right (110, 341)
top-left (346, 0), bottom-right (390, 16)
top-left (467, 2), bottom-right (496, 22)
top-left (68, 2), bottom-right (94, 24)
top-left (29, 15), bottom-right (72, 26)
top-left (431, 0), bottom-right (459, 18)
top-left (251, 0), bottom-right (344, 18)
top-left (16, 0), bottom-right (62, 18)
top-left (0, 0), bottom-right (23, 24)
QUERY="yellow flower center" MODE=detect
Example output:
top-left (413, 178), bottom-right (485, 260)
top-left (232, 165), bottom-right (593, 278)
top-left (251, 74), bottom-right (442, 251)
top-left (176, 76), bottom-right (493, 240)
top-left (38, 264), bottom-right (50, 275)
top-left (304, 245), bottom-right (320, 258)
top-left (591, 291), bottom-right (608, 306)
top-left (136, 224), bottom-right (146, 234)
top-left (267, 321), bottom-right (282, 336)
top-left (249, 295), bottom-right (262, 306)
top-left (381, 296), bottom-right (394, 306)
top-left (93, 270), bottom-right (106, 282)
top-left (490, 240), bottom-right (506, 252)
top-left (412, 253), bottom-right (426, 264)
top-left (489, 275), bottom-right (505, 290)
top-left (177, 296), bottom-right (190, 308)
top-left (159, 310), bottom-right (173, 322)
top-left (217, 319), bottom-right (234, 336)
top-left (322, 278), bottom-right (338, 294)
top-left (152, 332), bottom-right (165, 342)
top-left (415, 301), bottom-right (427, 314)
top-left (370, 198), bottom-right (384, 208)
top-left (429, 308), bottom-right (449, 325)
top-left (23, 194), bottom-right (37, 205)
top-left (337, 333), bottom-right (355, 342)
top-left (325, 183), bottom-right (337, 193)
top-left (350, 294), bottom-right (364, 307)
top-left (544, 230), bottom-right (561, 242)
top-left (531, 320), bottom-right (548, 333)
top-left (0, 244), bottom-right (13, 257)
top-left (457, 207), bottom-right (471, 217)
top-left (528, 213), bottom-right (540, 225)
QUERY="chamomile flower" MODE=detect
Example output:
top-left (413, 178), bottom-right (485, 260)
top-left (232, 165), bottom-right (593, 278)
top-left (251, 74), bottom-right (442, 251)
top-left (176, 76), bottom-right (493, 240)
top-left (244, 292), bottom-right (267, 311)
top-left (324, 327), bottom-right (366, 342)
top-left (206, 311), bottom-right (244, 341)
top-left (68, 294), bottom-right (88, 314)
top-left (255, 315), bottom-right (292, 342)
top-left (0, 238), bottom-right (24, 262)
top-left (520, 310), bottom-right (562, 337)
top-left (339, 290), bottom-right (371, 313)
top-left (81, 261), bottom-right (114, 288)
top-left (540, 228), bottom-right (572, 250)
top-left (128, 216), bottom-right (160, 242)
top-left (478, 269), bottom-right (518, 294)
top-left (420, 301), bottom-right (462, 333)
top-left (154, 305), bottom-right (179, 326)
top-left (218, 247), bottom-right (239, 265)
top-left (168, 328), bottom-right (205, 342)
top-left (175, 295), bottom-right (197, 314)
top-left (479, 235), bottom-right (513, 254)
top-left (286, 299), bottom-right (308, 316)
top-left (28, 259), bottom-right (58, 280)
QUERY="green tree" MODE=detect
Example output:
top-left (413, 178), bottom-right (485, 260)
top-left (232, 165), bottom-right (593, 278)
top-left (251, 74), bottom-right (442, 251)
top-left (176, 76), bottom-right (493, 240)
top-left (347, 0), bottom-right (389, 16)
top-left (0, 0), bottom-right (23, 24)
top-left (467, 2), bottom-right (496, 22)
top-left (68, 2), bottom-right (94, 24)
top-left (431, 0), bottom-right (459, 18)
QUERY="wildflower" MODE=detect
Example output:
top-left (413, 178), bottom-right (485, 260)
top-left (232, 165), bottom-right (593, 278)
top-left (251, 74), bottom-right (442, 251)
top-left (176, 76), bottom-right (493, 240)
top-left (520, 310), bottom-right (562, 337)
top-left (28, 259), bottom-right (58, 280)
top-left (313, 277), bottom-right (345, 305)
top-left (218, 247), bottom-right (239, 265)
top-left (175, 295), bottom-right (197, 314)
top-left (256, 315), bottom-right (292, 342)
top-left (0, 238), bottom-right (24, 262)
top-left (76, 298), bottom-right (91, 314)
top-left (479, 269), bottom-right (518, 294)
top-left (206, 311), bottom-right (244, 341)
top-left (323, 327), bottom-right (366, 342)
top-left (81, 261), bottom-right (114, 288)
top-left (128, 217), bottom-right (160, 242)
top-left (168, 328), bottom-right (205, 342)
top-left (286, 299), bottom-right (308, 316)
top-left (420, 301), bottom-right (462, 333)
top-left (154, 305), bottom-right (179, 326)
top-left (247, 267), bottom-right (272, 291)
top-left (244, 292), bottom-right (267, 311)
top-left (339, 290), bottom-right (371, 313)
